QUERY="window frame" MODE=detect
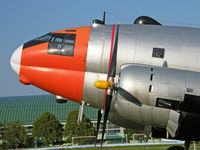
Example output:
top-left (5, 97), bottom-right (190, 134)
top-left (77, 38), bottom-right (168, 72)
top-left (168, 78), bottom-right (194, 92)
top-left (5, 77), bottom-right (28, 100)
top-left (48, 33), bottom-right (76, 57)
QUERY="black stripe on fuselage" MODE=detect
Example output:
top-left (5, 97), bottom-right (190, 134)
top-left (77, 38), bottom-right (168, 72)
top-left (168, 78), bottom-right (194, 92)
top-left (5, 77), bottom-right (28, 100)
top-left (23, 40), bottom-right (48, 49)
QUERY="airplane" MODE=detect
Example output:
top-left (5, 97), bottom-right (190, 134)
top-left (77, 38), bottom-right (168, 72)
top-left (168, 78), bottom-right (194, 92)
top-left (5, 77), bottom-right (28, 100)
top-left (10, 14), bottom-right (200, 150)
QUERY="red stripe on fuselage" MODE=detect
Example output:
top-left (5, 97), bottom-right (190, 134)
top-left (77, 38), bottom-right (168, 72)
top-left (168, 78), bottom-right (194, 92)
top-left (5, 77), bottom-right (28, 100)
top-left (103, 25), bottom-right (115, 108)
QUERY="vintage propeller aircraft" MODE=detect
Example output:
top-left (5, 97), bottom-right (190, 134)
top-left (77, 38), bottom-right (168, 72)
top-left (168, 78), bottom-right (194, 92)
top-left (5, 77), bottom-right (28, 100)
top-left (10, 14), bottom-right (200, 150)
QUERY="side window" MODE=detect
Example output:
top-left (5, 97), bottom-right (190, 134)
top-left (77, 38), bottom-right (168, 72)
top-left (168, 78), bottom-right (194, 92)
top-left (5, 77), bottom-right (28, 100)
top-left (152, 48), bottom-right (165, 58)
top-left (48, 34), bottom-right (76, 56)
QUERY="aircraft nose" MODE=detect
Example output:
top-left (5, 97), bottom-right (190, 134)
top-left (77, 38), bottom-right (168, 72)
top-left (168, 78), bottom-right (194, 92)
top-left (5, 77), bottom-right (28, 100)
top-left (10, 45), bottom-right (23, 75)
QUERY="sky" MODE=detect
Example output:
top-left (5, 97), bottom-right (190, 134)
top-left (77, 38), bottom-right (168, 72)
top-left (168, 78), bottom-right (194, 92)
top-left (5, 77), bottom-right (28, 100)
top-left (1, 0), bottom-right (200, 96)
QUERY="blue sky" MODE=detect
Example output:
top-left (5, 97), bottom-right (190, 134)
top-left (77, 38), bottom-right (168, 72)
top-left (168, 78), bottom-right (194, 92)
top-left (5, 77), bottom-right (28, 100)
top-left (1, 0), bottom-right (200, 96)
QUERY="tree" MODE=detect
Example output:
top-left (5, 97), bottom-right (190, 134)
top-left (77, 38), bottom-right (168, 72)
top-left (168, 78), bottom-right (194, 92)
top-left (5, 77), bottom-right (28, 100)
top-left (32, 112), bottom-right (63, 146)
top-left (3, 120), bottom-right (30, 149)
top-left (63, 110), bottom-right (95, 144)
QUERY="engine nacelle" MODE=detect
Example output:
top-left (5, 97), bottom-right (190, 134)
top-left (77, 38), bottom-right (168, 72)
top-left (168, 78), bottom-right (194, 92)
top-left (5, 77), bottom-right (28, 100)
top-left (115, 63), bottom-right (200, 140)
top-left (108, 111), bottom-right (145, 131)
top-left (117, 63), bottom-right (200, 106)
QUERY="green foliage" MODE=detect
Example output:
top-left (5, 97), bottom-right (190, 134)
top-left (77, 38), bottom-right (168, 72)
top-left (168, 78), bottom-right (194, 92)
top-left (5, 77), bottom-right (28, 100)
top-left (124, 128), bottom-right (144, 142)
top-left (63, 110), bottom-right (95, 144)
top-left (2, 120), bottom-right (31, 149)
top-left (32, 112), bottom-right (63, 145)
top-left (0, 122), bottom-right (3, 139)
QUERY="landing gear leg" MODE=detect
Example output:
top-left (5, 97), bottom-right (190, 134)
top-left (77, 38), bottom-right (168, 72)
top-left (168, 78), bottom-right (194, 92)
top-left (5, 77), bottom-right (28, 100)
top-left (184, 141), bottom-right (190, 150)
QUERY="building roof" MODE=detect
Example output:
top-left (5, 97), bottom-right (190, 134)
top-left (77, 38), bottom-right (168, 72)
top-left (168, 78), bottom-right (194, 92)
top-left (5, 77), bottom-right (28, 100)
top-left (0, 95), bottom-right (98, 124)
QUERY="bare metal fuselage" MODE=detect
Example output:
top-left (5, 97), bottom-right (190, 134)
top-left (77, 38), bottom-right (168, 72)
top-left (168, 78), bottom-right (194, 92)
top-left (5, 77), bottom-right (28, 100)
top-left (83, 24), bottom-right (200, 108)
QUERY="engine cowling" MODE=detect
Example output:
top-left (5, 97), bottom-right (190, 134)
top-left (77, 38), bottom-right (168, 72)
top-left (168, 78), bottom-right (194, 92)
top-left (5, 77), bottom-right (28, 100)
top-left (108, 111), bottom-right (145, 131)
top-left (115, 63), bottom-right (200, 140)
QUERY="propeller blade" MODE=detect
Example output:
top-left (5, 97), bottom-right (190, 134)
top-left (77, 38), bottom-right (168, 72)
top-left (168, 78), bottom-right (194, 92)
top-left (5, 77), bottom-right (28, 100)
top-left (118, 87), bottom-right (142, 106)
top-left (94, 109), bottom-right (102, 146)
top-left (101, 94), bottom-right (112, 146)
top-left (109, 25), bottom-right (119, 77)
top-left (101, 25), bottom-right (119, 147)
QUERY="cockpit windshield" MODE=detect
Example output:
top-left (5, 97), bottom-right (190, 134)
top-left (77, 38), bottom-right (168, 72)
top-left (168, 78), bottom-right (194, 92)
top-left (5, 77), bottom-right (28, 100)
top-left (33, 33), bottom-right (52, 41)
top-left (23, 33), bottom-right (53, 49)
top-left (23, 32), bottom-right (76, 55)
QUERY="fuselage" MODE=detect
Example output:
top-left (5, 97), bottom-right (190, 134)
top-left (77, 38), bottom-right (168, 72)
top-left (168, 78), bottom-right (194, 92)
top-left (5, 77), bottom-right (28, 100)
top-left (10, 23), bottom-right (200, 113)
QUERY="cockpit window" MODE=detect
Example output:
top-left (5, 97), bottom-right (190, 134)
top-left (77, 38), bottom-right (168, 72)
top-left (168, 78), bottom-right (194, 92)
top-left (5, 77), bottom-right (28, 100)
top-left (48, 34), bottom-right (76, 56)
top-left (23, 33), bottom-right (53, 49)
top-left (33, 33), bottom-right (52, 41)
